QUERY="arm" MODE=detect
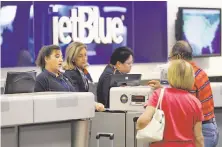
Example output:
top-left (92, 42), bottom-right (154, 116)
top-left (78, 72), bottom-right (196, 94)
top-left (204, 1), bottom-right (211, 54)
top-left (34, 76), bottom-right (47, 92)
top-left (194, 122), bottom-right (204, 147)
top-left (136, 106), bottom-right (155, 130)
top-left (190, 69), bottom-right (210, 100)
top-left (147, 80), bottom-right (163, 89)
top-left (137, 90), bottom-right (160, 130)
top-left (97, 75), bottom-right (111, 107)
top-left (194, 98), bottom-right (204, 147)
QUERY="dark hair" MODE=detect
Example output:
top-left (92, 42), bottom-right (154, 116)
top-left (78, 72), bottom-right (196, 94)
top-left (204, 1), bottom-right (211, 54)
top-left (171, 40), bottom-right (193, 60)
top-left (35, 45), bottom-right (61, 69)
top-left (110, 46), bottom-right (134, 65)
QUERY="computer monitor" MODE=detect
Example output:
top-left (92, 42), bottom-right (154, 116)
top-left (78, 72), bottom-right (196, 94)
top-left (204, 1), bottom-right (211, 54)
top-left (4, 71), bottom-right (37, 94)
top-left (109, 74), bottom-right (142, 87)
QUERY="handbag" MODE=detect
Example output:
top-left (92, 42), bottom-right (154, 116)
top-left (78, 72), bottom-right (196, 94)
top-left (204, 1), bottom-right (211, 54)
top-left (136, 88), bottom-right (165, 143)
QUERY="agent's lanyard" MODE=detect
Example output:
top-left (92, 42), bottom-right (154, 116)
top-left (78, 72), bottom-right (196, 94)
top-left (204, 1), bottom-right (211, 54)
top-left (56, 76), bottom-right (70, 91)
top-left (77, 68), bottom-right (89, 90)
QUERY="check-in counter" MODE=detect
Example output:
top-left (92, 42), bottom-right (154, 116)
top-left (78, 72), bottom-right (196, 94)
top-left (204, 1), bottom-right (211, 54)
top-left (1, 92), bottom-right (95, 147)
top-left (1, 95), bottom-right (34, 127)
top-left (90, 86), bottom-right (153, 147)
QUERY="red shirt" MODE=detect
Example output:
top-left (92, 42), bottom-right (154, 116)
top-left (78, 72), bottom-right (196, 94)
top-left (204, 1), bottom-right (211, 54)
top-left (146, 88), bottom-right (204, 147)
top-left (189, 62), bottom-right (215, 121)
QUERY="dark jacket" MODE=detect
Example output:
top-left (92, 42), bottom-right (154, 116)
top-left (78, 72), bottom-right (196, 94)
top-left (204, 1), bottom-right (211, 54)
top-left (34, 70), bottom-right (76, 92)
top-left (97, 64), bottom-right (122, 108)
top-left (64, 68), bottom-right (93, 92)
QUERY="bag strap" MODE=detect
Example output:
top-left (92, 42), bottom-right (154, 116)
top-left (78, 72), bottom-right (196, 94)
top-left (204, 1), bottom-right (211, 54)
top-left (155, 88), bottom-right (165, 112)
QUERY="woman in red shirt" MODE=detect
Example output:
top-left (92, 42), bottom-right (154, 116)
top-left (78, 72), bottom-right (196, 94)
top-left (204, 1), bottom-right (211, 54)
top-left (136, 59), bottom-right (204, 147)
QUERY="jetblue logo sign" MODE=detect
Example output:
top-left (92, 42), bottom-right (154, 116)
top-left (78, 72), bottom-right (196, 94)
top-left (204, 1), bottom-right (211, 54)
top-left (52, 6), bottom-right (125, 44)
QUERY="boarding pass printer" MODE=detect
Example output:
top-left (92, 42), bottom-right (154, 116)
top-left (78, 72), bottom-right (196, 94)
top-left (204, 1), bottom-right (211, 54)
top-left (109, 86), bottom-right (154, 111)
top-left (90, 86), bottom-right (154, 147)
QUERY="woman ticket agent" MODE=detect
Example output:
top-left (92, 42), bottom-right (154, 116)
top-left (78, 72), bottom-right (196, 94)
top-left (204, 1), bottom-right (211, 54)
top-left (34, 44), bottom-right (104, 111)
top-left (63, 42), bottom-right (93, 92)
top-left (97, 46), bottom-right (134, 108)
top-left (63, 42), bottom-right (105, 112)
top-left (34, 45), bottom-right (76, 92)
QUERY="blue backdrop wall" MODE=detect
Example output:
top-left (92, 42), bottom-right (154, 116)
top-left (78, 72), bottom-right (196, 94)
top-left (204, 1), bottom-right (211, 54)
top-left (0, 1), bottom-right (168, 67)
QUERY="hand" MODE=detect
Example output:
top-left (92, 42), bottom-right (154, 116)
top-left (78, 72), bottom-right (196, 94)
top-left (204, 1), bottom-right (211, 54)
top-left (95, 102), bottom-right (105, 112)
top-left (147, 80), bottom-right (163, 89)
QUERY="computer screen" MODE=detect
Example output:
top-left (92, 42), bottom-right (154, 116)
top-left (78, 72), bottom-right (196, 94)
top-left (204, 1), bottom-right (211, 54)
top-left (4, 71), bottom-right (37, 94)
top-left (109, 74), bottom-right (142, 87)
top-left (175, 7), bottom-right (221, 57)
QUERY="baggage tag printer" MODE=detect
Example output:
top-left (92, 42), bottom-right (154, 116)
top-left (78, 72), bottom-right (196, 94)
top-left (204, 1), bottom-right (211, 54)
top-left (109, 74), bottom-right (154, 111)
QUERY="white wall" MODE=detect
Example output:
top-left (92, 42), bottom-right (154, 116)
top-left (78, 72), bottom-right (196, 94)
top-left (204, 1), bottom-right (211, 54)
top-left (1, 0), bottom-right (222, 87)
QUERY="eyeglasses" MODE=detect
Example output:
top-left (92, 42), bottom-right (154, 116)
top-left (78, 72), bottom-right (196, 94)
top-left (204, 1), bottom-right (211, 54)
top-left (168, 54), bottom-right (179, 60)
top-left (124, 61), bottom-right (133, 66)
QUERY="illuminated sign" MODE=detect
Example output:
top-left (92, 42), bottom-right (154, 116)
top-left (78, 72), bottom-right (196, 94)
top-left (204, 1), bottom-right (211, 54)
top-left (52, 6), bottom-right (125, 45)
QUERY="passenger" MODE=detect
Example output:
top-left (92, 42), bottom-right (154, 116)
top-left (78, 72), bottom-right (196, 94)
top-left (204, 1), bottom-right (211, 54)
top-left (97, 46), bottom-right (134, 108)
top-left (137, 59), bottom-right (204, 147)
top-left (63, 42), bottom-right (105, 111)
top-left (148, 40), bottom-right (219, 147)
top-left (34, 44), bottom-right (104, 111)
